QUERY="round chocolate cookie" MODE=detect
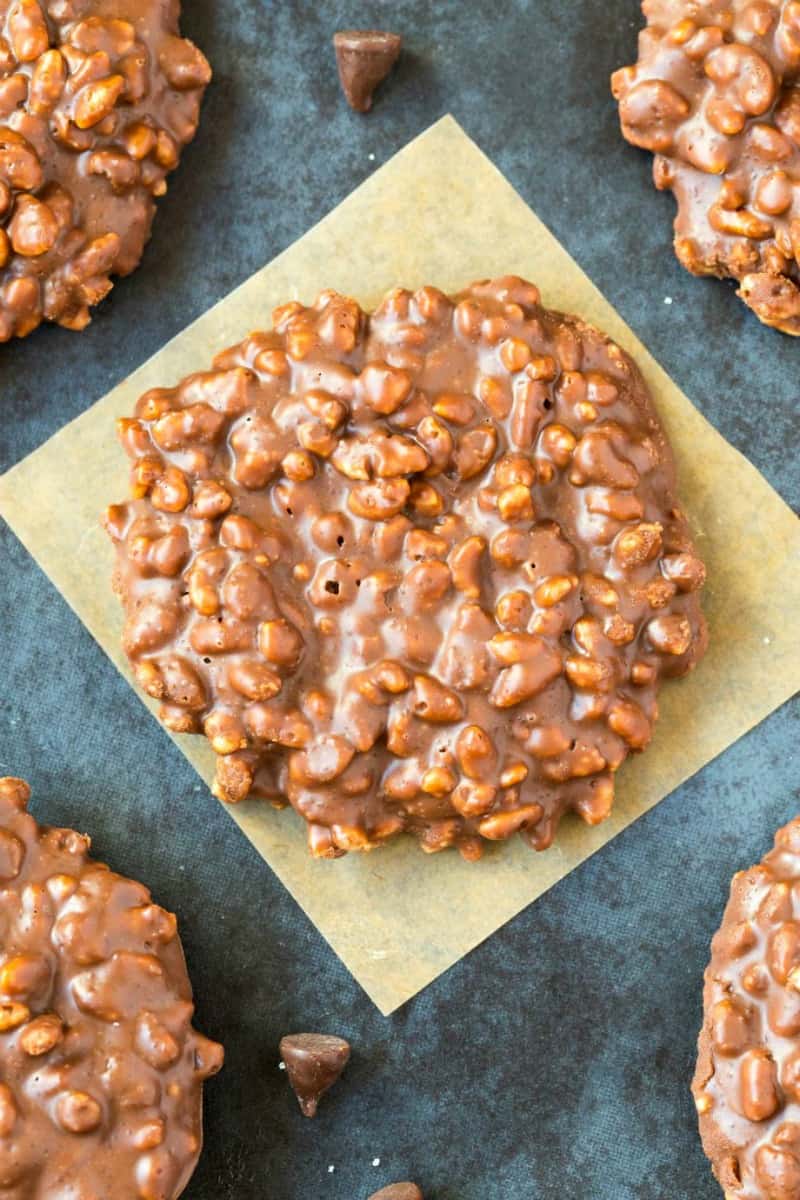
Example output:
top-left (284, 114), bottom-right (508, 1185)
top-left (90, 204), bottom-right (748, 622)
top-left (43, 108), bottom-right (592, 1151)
top-left (0, 0), bottom-right (210, 341)
top-left (105, 276), bottom-right (707, 861)
top-left (613, 1), bottom-right (800, 335)
top-left (693, 817), bottom-right (800, 1199)
top-left (0, 776), bottom-right (223, 1198)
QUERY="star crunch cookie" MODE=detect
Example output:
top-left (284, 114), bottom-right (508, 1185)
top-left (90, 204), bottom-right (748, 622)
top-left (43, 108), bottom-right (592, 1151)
top-left (105, 276), bottom-right (707, 861)
top-left (0, 0), bottom-right (210, 340)
top-left (613, 1), bottom-right (800, 334)
top-left (0, 776), bottom-right (223, 1198)
top-left (694, 816), bottom-right (800, 1199)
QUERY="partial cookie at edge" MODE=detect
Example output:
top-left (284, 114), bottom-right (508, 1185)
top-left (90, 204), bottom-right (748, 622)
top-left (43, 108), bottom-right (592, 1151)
top-left (0, 0), bottom-right (211, 340)
top-left (0, 776), bottom-right (222, 1199)
top-left (693, 815), bottom-right (800, 1198)
top-left (613, 1), bottom-right (800, 334)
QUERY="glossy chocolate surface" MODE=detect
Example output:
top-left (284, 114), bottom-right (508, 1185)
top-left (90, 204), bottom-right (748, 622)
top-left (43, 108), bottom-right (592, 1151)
top-left (614, 0), bottom-right (800, 333)
top-left (0, 776), bottom-right (223, 1199)
top-left (106, 276), bottom-right (706, 861)
top-left (694, 816), bottom-right (800, 1198)
top-left (0, 0), bottom-right (210, 340)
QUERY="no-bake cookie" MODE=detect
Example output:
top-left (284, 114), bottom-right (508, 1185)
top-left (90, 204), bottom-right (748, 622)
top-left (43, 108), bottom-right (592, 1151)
top-left (693, 816), bottom-right (800, 1199)
top-left (0, 0), bottom-right (210, 340)
top-left (613, 0), bottom-right (800, 334)
top-left (105, 276), bottom-right (707, 860)
top-left (0, 776), bottom-right (222, 1198)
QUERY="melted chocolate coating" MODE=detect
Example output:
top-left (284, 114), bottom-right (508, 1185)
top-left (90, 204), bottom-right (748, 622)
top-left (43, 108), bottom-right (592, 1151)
top-left (333, 29), bottom-right (401, 113)
top-left (0, 0), bottom-right (210, 340)
top-left (613, 0), bottom-right (800, 334)
top-left (105, 276), bottom-right (707, 861)
top-left (0, 776), bottom-right (223, 1200)
top-left (693, 816), bottom-right (800, 1199)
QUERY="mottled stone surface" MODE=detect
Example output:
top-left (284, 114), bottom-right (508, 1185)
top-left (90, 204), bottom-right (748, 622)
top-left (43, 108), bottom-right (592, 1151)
top-left (0, 3), bottom-right (797, 1198)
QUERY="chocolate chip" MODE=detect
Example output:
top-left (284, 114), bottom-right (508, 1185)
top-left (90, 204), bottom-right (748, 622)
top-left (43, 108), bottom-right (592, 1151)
top-left (333, 30), bottom-right (402, 113)
top-left (108, 277), bottom-right (708, 861)
top-left (279, 1032), bottom-right (350, 1117)
top-left (368, 1185), bottom-right (424, 1200)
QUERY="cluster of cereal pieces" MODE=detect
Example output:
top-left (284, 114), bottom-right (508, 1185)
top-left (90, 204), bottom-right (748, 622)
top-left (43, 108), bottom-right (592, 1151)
top-left (0, 0), bottom-right (210, 341)
top-left (693, 816), bottom-right (800, 1200)
top-left (105, 275), bottom-right (707, 862)
top-left (0, 776), bottom-right (223, 1200)
top-left (613, 0), bottom-right (800, 334)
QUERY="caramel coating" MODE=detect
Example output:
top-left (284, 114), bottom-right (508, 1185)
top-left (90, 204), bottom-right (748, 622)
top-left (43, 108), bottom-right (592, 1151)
top-left (0, 776), bottom-right (223, 1198)
top-left (105, 277), bottom-right (707, 861)
top-left (693, 816), bottom-right (800, 1199)
top-left (613, 0), bottom-right (800, 334)
top-left (0, 0), bottom-right (210, 341)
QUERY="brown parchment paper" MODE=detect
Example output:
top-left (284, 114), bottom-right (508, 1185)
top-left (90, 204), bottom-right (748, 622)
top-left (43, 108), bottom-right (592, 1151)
top-left (1, 116), bottom-right (799, 1015)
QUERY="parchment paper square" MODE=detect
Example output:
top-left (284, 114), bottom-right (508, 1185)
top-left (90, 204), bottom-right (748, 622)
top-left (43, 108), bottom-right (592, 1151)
top-left (1, 116), bottom-right (799, 1014)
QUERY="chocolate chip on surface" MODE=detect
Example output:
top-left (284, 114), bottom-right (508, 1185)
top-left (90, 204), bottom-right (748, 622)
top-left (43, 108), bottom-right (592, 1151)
top-left (368, 1185), bottom-right (424, 1200)
top-left (280, 1032), bottom-right (351, 1117)
top-left (0, 776), bottom-right (222, 1197)
top-left (0, 0), bottom-right (211, 341)
top-left (333, 29), bottom-right (402, 112)
top-left (612, 1), bottom-right (800, 335)
top-left (107, 276), bottom-right (707, 861)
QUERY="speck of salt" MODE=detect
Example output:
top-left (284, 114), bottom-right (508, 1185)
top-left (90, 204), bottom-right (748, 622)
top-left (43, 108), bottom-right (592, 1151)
top-left (328, 1165), bottom-right (335, 1174)
top-left (278, 1061), bottom-right (286, 1071)
top-left (664, 296), bottom-right (673, 305)
top-left (368, 153), bottom-right (375, 161)
top-left (372, 1158), bottom-right (380, 1167)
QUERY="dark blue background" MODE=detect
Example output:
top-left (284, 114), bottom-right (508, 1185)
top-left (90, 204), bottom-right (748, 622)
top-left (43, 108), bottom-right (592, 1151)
top-left (1, 4), bottom-right (798, 1197)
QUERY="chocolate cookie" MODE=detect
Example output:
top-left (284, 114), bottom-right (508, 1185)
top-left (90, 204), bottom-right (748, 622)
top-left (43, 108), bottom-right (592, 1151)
top-left (0, 776), bottom-right (223, 1198)
top-left (0, 0), bottom-right (210, 341)
top-left (105, 276), bottom-right (707, 861)
top-left (613, 1), bottom-right (800, 334)
top-left (693, 816), bottom-right (800, 1199)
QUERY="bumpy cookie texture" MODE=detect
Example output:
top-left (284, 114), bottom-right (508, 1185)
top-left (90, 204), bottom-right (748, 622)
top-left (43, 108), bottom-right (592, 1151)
top-left (613, 0), bottom-right (800, 334)
top-left (0, 0), bottom-right (210, 341)
top-left (693, 816), bottom-right (800, 1199)
top-left (105, 276), bottom-right (707, 861)
top-left (0, 776), bottom-right (223, 1199)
